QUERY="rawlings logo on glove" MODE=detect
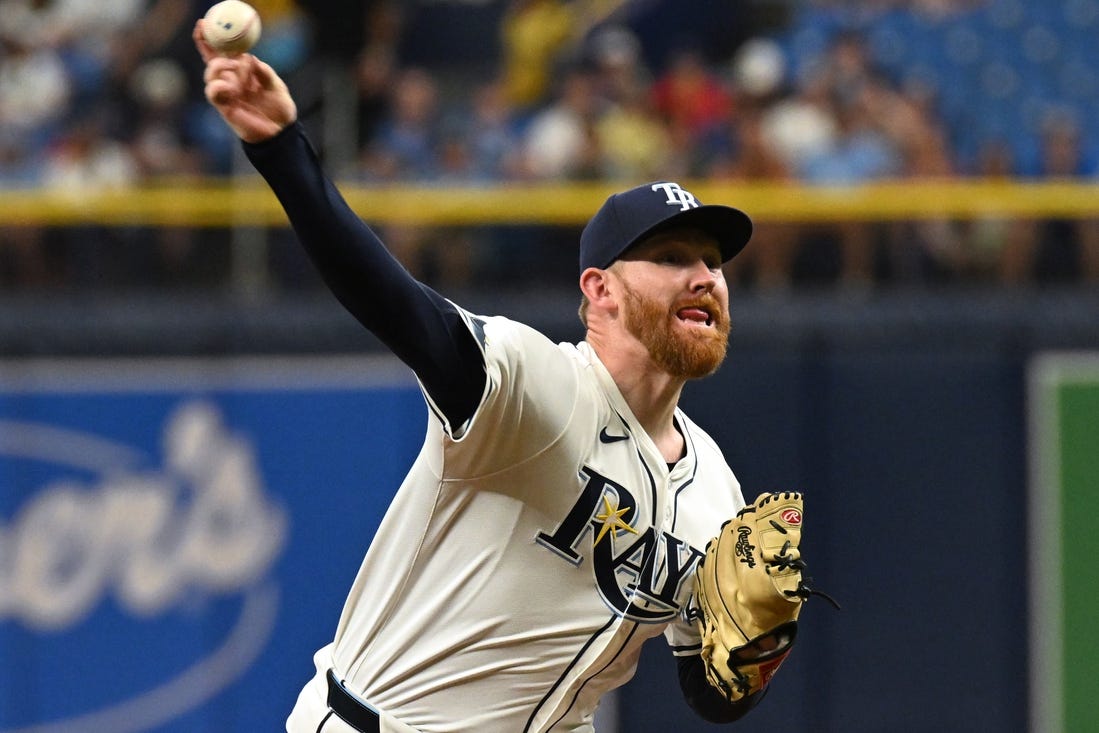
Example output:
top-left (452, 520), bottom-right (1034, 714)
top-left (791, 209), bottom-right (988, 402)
top-left (694, 492), bottom-right (837, 702)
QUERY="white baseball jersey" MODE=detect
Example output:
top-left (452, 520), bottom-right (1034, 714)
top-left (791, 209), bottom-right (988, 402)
top-left (287, 310), bottom-right (746, 733)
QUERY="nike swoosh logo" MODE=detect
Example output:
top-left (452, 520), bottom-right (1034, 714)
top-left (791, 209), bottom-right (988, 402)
top-left (599, 427), bottom-right (629, 444)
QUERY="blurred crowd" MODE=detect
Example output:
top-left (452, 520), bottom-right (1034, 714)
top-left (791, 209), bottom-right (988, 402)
top-left (1, 0), bottom-right (1097, 294)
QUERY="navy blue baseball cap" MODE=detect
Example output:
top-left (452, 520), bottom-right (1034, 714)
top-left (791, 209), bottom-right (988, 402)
top-left (579, 181), bottom-right (753, 272)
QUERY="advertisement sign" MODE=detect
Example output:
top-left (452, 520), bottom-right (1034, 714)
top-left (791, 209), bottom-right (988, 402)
top-left (0, 356), bottom-right (424, 732)
top-left (1028, 352), bottom-right (1099, 733)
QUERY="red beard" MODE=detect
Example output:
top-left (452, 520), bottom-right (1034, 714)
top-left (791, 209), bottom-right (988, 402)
top-left (620, 282), bottom-right (730, 379)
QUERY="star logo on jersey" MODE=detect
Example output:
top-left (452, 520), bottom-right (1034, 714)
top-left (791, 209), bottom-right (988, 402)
top-left (536, 467), bottom-right (705, 622)
top-left (593, 495), bottom-right (638, 546)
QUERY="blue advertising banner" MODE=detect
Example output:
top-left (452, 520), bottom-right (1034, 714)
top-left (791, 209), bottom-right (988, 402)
top-left (0, 356), bottom-right (425, 732)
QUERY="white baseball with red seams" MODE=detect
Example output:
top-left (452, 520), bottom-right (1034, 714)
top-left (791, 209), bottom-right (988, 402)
top-left (202, 0), bottom-right (261, 55)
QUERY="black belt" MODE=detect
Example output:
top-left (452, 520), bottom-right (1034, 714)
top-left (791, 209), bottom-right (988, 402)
top-left (326, 669), bottom-right (381, 733)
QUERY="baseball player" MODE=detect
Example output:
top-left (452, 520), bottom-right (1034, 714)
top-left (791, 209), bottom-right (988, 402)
top-left (196, 20), bottom-right (811, 733)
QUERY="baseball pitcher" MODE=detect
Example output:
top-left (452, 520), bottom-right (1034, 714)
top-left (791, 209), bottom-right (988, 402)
top-left (195, 19), bottom-right (830, 733)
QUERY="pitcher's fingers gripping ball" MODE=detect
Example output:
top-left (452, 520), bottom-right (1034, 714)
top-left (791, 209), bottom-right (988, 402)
top-left (202, 0), bottom-right (262, 55)
top-left (694, 491), bottom-right (837, 702)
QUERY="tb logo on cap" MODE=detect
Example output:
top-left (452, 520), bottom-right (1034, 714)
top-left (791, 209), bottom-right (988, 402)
top-left (651, 182), bottom-right (700, 211)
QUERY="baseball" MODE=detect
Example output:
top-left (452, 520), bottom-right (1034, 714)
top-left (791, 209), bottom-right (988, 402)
top-left (202, 0), bottom-right (262, 55)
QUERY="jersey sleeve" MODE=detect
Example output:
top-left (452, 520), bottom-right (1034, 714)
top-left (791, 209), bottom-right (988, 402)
top-left (665, 600), bottom-right (705, 657)
top-left (431, 311), bottom-right (581, 478)
top-left (677, 655), bottom-right (766, 722)
top-left (243, 122), bottom-right (485, 428)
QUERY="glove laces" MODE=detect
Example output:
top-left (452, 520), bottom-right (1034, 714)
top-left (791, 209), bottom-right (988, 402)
top-left (767, 520), bottom-right (842, 610)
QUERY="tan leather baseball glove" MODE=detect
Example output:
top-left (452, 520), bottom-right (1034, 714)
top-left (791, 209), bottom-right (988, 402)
top-left (694, 491), bottom-right (835, 702)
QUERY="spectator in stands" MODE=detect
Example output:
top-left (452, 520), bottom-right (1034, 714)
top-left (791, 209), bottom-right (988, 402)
top-left (709, 37), bottom-right (800, 292)
top-left (584, 25), bottom-right (672, 180)
top-left (354, 43), bottom-right (397, 153)
top-left (957, 138), bottom-right (1031, 282)
top-left (102, 1), bottom-right (201, 86)
top-left (1005, 110), bottom-right (1099, 285)
top-left (95, 0), bottom-right (250, 178)
top-left (0, 8), bottom-right (71, 290)
top-left (519, 66), bottom-right (603, 180)
top-left (354, 0), bottom-right (402, 150)
top-left (359, 67), bottom-right (442, 182)
top-left (356, 67), bottom-right (449, 284)
top-left (789, 31), bottom-right (903, 289)
top-left (594, 73), bottom-right (671, 181)
top-left (649, 47), bottom-right (734, 175)
top-left (4, 0), bottom-right (1097, 295)
top-left (878, 79), bottom-right (964, 285)
top-left (0, 0), bottom-right (100, 117)
top-left (813, 30), bottom-right (876, 113)
top-left (462, 79), bottom-right (525, 183)
top-left (0, 34), bottom-right (71, 162)
top-left (240, 0), bottom-right (311, 73)
top-left (427, 79), bottom-right (525, 289)
top-left (125, 56), bottom-right (228, 288)
top-left (710, 107), bottom-right (800, 292)
top-left (587, 25), bottom-right (650, 108)
top-left (736, 59), bottom-right (843, 289)
top-left (0, 127), bottom-right (54, 288)
top-left (40, 109), bottom-right (145, 289)
top-left (125, 58), bottom-right (203, 178)
top-left (500, 0), bottom-right (578, 111)
top-left (800, 35), bottom-right (900, 186)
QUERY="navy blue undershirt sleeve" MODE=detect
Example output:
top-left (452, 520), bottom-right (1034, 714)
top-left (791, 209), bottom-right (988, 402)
top-left (677, 655), bottom-right (765, 724)
top-left (242, 122), bottom-right (485, 427)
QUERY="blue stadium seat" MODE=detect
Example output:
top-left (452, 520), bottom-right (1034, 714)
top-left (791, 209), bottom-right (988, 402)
top-left (775, 0), bottom-right (1099, 175)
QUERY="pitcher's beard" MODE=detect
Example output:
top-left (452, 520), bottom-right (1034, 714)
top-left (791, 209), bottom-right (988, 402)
top-left (621, 284), bottom-right (730, 379)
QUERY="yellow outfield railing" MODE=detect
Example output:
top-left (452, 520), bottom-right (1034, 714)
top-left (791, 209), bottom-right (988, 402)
top-left (2, 179), bottom-right (1099, 227)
